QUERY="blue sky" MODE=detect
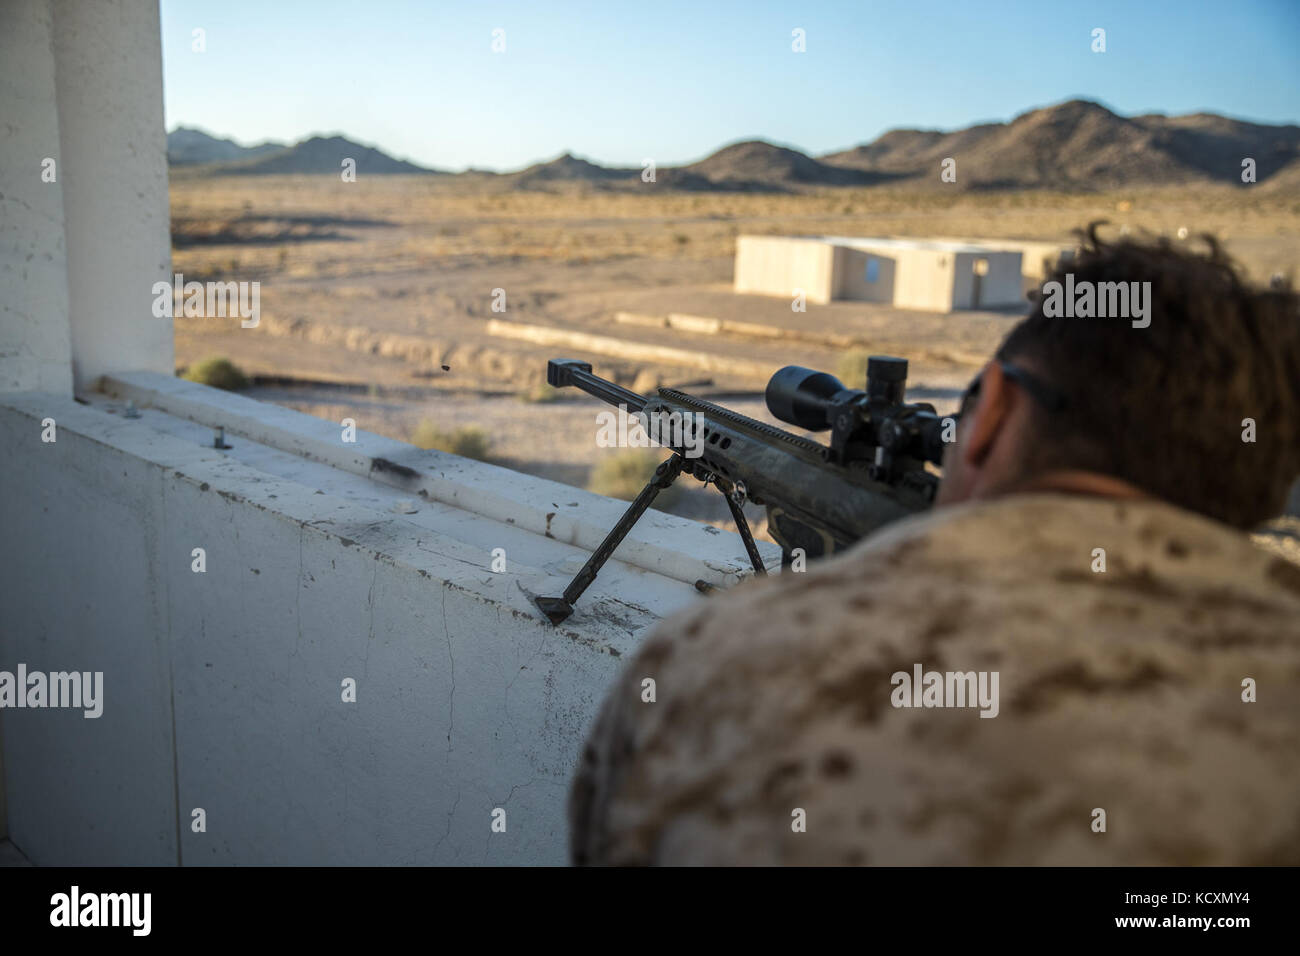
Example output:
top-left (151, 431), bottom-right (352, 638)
top-left (160, 0), bottom-right (1300, 171)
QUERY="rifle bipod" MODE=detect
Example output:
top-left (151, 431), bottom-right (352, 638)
top-left (534, 453), bottom-right (767, 625)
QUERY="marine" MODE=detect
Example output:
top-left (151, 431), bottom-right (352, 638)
top-left (569, 226), bottom-right (1300, 866)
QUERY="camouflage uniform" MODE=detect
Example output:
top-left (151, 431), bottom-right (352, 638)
top-left (570, 493), bottom-right (1300, 865)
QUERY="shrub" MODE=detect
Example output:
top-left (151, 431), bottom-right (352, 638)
top-left (587, 448), bottom-right (685, 511)
top-left (517, 383), bottom-right (561, 403)
top-left (181, 356), bottom-right (249, 391)
top-left (835, 349), bottom-right (873, 388)
top-left (409, 422), bottom-right (493, 461)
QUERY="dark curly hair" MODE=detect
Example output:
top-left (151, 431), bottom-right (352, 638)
top-left (996, 222), bottom-right (1300, 528)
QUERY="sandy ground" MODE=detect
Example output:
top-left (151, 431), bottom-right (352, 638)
top-left (167, 176), bottom-right (1300, 528)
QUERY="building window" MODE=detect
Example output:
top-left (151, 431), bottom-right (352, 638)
top-left (865, 258), bottom-right (880, 283)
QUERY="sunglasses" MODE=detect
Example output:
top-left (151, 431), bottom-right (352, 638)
top-left (955, 360), bottom-right (1067, 421)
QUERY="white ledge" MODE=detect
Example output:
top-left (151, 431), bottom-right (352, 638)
top-left (101, 371), bottom-right (782, 588)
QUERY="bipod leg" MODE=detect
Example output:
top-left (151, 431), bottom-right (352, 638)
top-left (535, 453), bottom-right (686, 625)
top-left (721, 488), bottom-right (767, 577)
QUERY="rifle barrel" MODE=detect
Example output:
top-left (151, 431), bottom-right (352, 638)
top-left (547, 359), bottom-right (648, 413)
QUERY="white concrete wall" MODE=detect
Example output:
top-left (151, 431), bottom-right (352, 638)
top-left (890, 248), bottom-right (957, 312)
top-left (0, 734), bottom-right (5, 843)
top-left (734, 236), bottom-right (835, 304)
top-left (831, 246), bottom-right (896, 303)
top-left (51, 0), bottom-right (173, 391)
top-left (0, 0), bottom-right (73, 395)
top-left (949, 250), bottom-right (1025, 309)
top-left (0, 397), bottom-right (180, 864)
top-left (953, 237), bottom-right (1075, 281)
top-left (0, 383), bottom-right (766, 864)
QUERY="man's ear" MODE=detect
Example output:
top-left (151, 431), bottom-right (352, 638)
top-left (962, 361), bottom-right (1014, 468)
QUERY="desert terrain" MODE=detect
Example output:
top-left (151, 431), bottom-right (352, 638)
top-left (166, 171), bottom-right (1300, 531)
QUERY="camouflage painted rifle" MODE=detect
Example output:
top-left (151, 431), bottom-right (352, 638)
top-left (535, 356), bottom-right (948, 624)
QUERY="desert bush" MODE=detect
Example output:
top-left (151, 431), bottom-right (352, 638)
top-left (587, 448), bottom-right (685, 511)
top-left (835, 349), bottom-right (873, 388)
top-left (517, 383), bottom-right (561, 403)
top-left (181, 356), bottom-right (249, 390)
top-left (409, 421), bottom-right (493, 461)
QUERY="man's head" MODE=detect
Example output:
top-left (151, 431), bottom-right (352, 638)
top-left (935, 225), bottom-right (1300, 528)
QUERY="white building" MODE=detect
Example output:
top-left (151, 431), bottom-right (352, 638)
top-left (734, 235), bottom-right (1027, 312)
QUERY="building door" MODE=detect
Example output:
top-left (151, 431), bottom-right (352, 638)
top-left (971, 258), bottom-right (990, 309)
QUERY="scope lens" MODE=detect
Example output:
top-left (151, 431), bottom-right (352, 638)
top-left (766, 366), bottom-right (848, 431)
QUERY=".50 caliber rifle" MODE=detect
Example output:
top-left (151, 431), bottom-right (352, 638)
top-left (535, 356), bottom-right (951, 624)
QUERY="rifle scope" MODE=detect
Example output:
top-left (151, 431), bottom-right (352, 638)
top-left (765, 356), bottom-right (949, 468)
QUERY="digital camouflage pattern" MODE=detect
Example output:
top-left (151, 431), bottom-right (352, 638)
top-left (571, 493), bottom-right (1300, 865)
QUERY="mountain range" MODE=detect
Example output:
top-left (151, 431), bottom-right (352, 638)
top-left (168, 100), bottom-right (1300, 191)
top-left (169, 130), bottom-right (434, 175)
